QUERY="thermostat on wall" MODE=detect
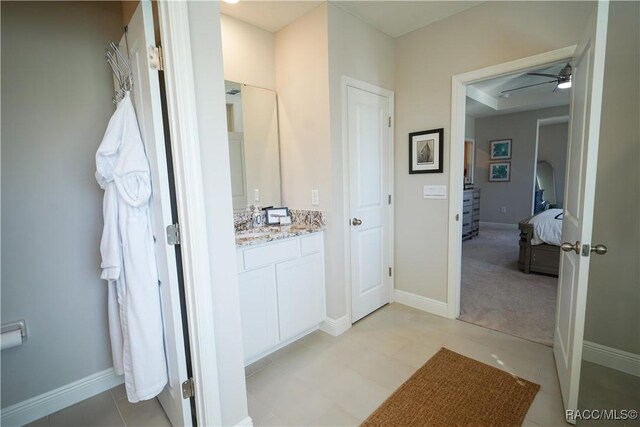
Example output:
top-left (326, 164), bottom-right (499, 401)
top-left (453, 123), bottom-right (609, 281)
top-left (423, 185), bottom-right (447, 199)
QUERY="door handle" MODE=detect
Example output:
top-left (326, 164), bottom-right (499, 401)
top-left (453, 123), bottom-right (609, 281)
top-left (352, 218), bottom-right (362, 226)
top-left (591, 244), bottom-right (608, 255)
top-left (561, 241), bottom-right (581, 254)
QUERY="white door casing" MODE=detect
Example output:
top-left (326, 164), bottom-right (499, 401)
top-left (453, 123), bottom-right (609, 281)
top-left (554, 2), bottom-right (609, 421)
top-left (125, 2), bottom-right (192, 425)
top-left (346, 81), bottom-right (393, 322)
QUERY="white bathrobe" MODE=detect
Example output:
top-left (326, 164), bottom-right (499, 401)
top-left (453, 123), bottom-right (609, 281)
top-left (96, 93), bottom-right (168, 403)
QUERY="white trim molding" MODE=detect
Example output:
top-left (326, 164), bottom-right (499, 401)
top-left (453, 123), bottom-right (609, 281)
top-left (478, 221), bottom-right (519, 230)
top-left (235, 416), bottom-right (254, 426)
top-left (583, 341), bottom-right (640, 377)
top-left (394, 290), bottom-right (448, 318)
top-left (1, 368), bottom-right (123, 427)
top-left (320, 315), bottom-right (351, 337)
top-left (447, 45), bottom-right (577, 319)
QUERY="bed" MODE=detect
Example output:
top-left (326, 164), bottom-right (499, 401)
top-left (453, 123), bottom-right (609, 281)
top-left (518, 209), bottom-right (563, 276)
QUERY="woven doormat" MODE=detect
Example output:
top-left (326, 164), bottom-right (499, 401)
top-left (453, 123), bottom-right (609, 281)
top-left (361, 347), bottom-right (540, 427)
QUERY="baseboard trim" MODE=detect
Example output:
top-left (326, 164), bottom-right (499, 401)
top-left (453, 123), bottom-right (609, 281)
top-left (235, 416), bottom-right (254, 426)
top-left (394, 290), bottom-right (448, 318)
top-left (479, 221), bottom-right (518, 230)
top-left (1, 368), bottom-right (124, 427)
top-left (320, 314), bottom-right (351, 337)
top-left (583, 341), bottom-right (640, 377)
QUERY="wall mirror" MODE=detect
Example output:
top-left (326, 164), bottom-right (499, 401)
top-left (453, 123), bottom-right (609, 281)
top-left (464, 139), bottom-right (475, 186)
top-left (225, 81), bottom-right (282, 211)
top-left (535, 160), bottom-right (557, 212)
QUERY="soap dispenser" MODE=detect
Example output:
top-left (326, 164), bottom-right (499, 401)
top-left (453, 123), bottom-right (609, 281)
top-left (251, 205), bottom-right (263, 228)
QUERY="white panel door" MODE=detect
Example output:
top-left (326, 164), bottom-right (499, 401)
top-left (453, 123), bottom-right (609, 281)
top-left (126, 2), bottom-right (192, 425)
top-left (237, 266), bottom-right (279, 362)
top-left (554, 2), bottom-right (609, 422)
top-left (347, 85), bottom-right (391, 322)
top-left (276, 253), bottom-right (326, 341)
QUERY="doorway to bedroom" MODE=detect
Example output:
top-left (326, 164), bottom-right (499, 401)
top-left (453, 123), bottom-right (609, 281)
top-left (458, 64), bottom-right (571, 346)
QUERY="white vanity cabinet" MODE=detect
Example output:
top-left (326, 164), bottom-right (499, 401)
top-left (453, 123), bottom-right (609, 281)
top-left (236, 232), bottom-right (326, 364)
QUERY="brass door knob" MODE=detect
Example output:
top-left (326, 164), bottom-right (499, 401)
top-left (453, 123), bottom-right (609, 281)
top-left (561, 241), bottom-right (581, 254)
top-left (591, 244), bottom-right (608, 255)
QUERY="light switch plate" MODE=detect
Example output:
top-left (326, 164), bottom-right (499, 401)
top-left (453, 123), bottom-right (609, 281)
top-left (423, 185), bottom-right (447, 199)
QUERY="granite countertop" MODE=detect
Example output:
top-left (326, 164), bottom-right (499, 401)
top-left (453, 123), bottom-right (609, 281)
top-left (235, 224), bottom-right (325, 247)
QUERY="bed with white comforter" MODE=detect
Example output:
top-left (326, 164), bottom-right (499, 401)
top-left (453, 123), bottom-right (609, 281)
top-left (518, 209), bottom-right (564, 276)
top-left (528, 208), bottom-right (563, 246)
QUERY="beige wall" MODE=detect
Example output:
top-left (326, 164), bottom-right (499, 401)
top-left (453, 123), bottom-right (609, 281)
top-left (584, 0), bottom-right (640, 355)
top-left (1, 1), bottom-right (123, 407)
top-left (475, 106), bottom-right (569, 224)
top-left (537, 122), bottom-right (568, 206)
top-left (220, 14), bottom-right (276, 90)
top-left (394, 1), bottom-right (594, 302)
top-left (325, 4), bottom-right (395, 318)
top-left (275, 4), bottom-right (331, 213)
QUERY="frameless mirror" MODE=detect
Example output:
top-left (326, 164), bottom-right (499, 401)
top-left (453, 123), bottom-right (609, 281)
top-left (464, 139), bottom-right (475, 186)
top-left (535, 160), bottom-right (556, 212)
top-left (225, 81), bottom-right (281, 211)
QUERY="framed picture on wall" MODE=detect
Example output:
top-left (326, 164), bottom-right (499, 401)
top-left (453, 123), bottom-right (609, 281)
top-left (490, 139), bottom-right (512, 160)
top-left (409, 128), bottom-right (444, 174)
top-left (489, 162), bottom-right (511, 182)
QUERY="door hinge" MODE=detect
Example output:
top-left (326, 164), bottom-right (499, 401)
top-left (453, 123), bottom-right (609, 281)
top-left (181, 377), bottom-right (195, 399)
top-left (388, 116), bottom-right (392, 128)
top-left (388, 194), bottom-right (392, 205)
top-left (389, 267), bottom-right (392, 277)
top-left (166, 223), bottom-right (181, 245)
top-left (149, 45), bottom-right (164, 71)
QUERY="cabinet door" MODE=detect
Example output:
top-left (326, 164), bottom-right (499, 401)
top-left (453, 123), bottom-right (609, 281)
top-left (237, 265), bottom-right (279, 362)
top-left (276, 253), bottom-right (325, 341)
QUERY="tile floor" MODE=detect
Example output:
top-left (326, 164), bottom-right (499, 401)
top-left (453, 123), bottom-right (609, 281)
top-left (28, 303), bottom-right (636, 427)
top-left (26, 385), bottom-right (171, 427)
top-left (245, 303), bottom-right (568, 426)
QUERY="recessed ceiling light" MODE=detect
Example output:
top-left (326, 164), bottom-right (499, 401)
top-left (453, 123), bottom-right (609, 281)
top-left (223, 0), bottom-right (240, 4)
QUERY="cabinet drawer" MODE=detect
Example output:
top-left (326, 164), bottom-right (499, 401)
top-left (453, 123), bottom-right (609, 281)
top-left (462, 191), bottom-right (473, 204)
top-left (301, 233), bottom-right (322, 255)
top-left (242, 239), bottom-right (300, 271)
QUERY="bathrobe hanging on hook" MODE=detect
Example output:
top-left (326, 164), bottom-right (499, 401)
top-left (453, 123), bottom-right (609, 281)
top-left (96, 93), bottom-right (167, 403)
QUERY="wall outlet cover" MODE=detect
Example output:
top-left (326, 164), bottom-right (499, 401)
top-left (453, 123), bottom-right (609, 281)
top-left (254, 189), bottom-right (260, 202)
top-left (311, 189), bottom-right (319, 206)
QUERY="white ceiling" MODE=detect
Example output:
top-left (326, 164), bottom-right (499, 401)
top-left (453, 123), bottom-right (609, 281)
top-left (219, 0), bottom-right (482, 37)
top-left (466, 62), bottom-right (571, 118)
top-left (332, 1), bottom-right (482, 38)
top-left (219, 1), bottom-right (323, 33)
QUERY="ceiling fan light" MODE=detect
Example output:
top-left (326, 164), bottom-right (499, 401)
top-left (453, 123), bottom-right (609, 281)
top-left (558, 79), bottom-right (572, 89)
top-left (223, 0), bottom-right (240, 4)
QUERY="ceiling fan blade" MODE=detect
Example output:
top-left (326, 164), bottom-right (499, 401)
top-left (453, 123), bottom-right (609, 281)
top-left (527, 72), bottom-right (560, 78)
top-left (553, 84), bottom-right (559, 93)
top-left (501, 80), bottom-right (558, 94)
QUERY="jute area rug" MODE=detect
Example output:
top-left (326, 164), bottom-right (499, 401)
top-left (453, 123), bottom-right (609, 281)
top-left (361, 348), bottom-right (540, 427)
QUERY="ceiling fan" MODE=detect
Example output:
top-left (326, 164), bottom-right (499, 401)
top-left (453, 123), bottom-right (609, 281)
top-left (500, 63), bottom-right (572, 95)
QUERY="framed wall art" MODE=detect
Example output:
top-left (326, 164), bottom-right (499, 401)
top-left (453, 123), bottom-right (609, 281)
top-left (490, 139), bottom-right (512, 160)
top-left (409, 128), bottom-right (444, 174)
top-left (489, 162), bottom-right (511, 182)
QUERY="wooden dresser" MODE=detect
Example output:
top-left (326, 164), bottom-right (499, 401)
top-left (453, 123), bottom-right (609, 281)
top-left (462, 189), bottom-right (480, 241)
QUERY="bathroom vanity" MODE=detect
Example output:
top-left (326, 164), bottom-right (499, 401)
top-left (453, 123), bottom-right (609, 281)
top-left (235, 228), bottom-right (325, 365)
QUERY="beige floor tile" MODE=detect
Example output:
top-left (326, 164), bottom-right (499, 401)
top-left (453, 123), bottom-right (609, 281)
top-left (253, 413), bottom-right (287, 427)
top-left (345, 348), bottom-right (415, 391)
top-left (390, 341), bottom-right (442, 369)
top-left (526, 389), bottom-right (570, 426)
top-left (249, 373), bottom-right (335, 425)
top-left (48, 391), bottom-right (124, 427)
top-left (246, 392), bottom-right (278, 426)
top-left (116, 398), bottom-right (171, 427)
top-left (308, 403), bottom-right (361, 426)
top-left (25, 416), bottom-right (50, 427)
top-left (245, 357), bottom-right (274, 378)
top-left (110, 384), bottom-right (127, 401)
top-left (317, 368), bottom-right (391, 421)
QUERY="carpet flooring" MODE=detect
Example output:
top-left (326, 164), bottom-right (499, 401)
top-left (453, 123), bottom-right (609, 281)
top-left (361, 347), bottom-right (540, 427)
top-left (458, 227), bottom-right (558, 346)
